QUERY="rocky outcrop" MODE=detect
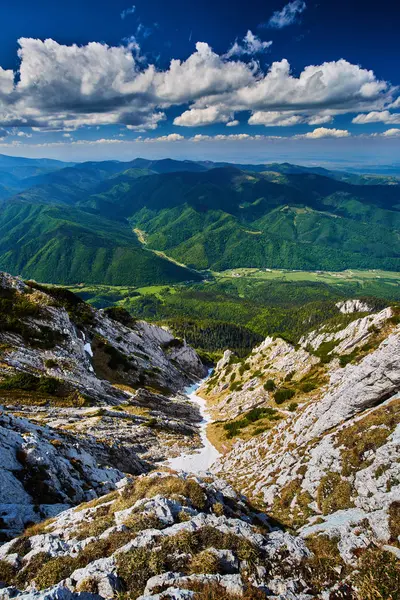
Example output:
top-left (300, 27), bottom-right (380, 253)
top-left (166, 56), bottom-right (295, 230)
top-left (211, 309), bottom-right (400, 580)
top-left (0, 407), bottom-right (145, 540)
top-left (300, 307), bottom-right (392, 356)
top-left (336, 299), bottom-right (373, 314)
top-left (0, 273), bottom-right (207, 539)
top-left (0, 471), bottom-right (313, 599)
top-left (0, 275), bottom-right (205, 405)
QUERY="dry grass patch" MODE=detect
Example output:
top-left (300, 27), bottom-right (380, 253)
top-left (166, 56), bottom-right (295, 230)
top-left (303, 535), bottom-right (345, 592)
top-left (189, 550), bottom-right (222, 574)
top-left (352, 547), bottom-right (400, 600)
top-left (114, 475), bottom-right (208, 513)
top-left (270, 478), bottom-right (314, 528)
top-left (186, 582), bottom-right (266, 599)
top-left (336, 399), bottom-right (400, 476)
top-left (317, 472), bottom-right (353, 515)
top-left (388, 501), bottom-right (400, 542)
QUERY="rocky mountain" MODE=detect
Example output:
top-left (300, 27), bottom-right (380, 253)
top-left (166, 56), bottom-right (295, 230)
top-left (0, 470), bottom-right (315, 600)
top-left (0, 271), bottom-right (399, 599)
top-left (0, 272), bottom-right (206, 539)
top-left (199, 301), bottom-right (400, 597)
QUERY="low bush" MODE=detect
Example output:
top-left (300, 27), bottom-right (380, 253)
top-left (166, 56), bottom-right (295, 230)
top-left (263, 379), bottom-right (276, 392)
top-left (104, 306), bottom-right (136, 328)
top-left (273, 388), bottom-right (296, 404)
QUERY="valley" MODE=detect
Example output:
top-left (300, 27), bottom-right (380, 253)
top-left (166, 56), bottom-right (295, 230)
top-left (0, 155), bottom-right (399, 599)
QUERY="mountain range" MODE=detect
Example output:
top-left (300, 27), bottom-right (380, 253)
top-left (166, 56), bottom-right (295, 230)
top-left (0, 154), bottom-right (400, 285)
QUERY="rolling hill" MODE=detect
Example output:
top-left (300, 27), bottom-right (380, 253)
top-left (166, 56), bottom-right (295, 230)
top-left (0, 200), bottom-right (201, 285)
top-left (0, 155), bottom-right (400, 283)
top-left (83, 165), bottom-right (400, 271)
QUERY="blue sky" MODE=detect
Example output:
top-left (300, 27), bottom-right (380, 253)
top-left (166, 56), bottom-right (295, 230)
top-left (0, 0), bottom-right (399, 164)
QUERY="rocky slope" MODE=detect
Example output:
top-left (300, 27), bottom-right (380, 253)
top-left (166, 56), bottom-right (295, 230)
top-left (0, 277), bottom-right (399, 599)
top-left (0, 272), bottom-right (206, 539)
top-left (200, 302), bottom-right (400, 596)
top-left (0, 470), bottom-right (330, 600)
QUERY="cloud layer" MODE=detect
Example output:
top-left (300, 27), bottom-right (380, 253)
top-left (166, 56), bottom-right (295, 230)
top-left (0, 36), bottom-right (398, 135)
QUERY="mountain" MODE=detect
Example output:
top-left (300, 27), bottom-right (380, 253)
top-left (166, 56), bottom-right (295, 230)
top-left (1, 155), bottom-right (400, 284)
top-left (0, 272), bottom-right (205, 538)
top-left (0, 201), bottom-right (201, 285)
top-left (85, 166), bottom-right (400, 272)
top-left (0, 156), bottom-right (74, 201)
top-left (0, 154), bottom-right (70, 169)
top-left (199, 300), bottom-right (400, 597)
top-left (0, 275), bottom-right (399, 599)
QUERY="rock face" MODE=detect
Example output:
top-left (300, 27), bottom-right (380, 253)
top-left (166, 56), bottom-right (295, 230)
top-left (0, 471), bottom-right (313, 600)
top-left (0, 274), bottom-right (205, 403)
top-left (209, 304), bottom-right (400, 587)
top-left (0, 273), bottom-right (207, 539)
top-left (1, 275), bottom-right (400, 599)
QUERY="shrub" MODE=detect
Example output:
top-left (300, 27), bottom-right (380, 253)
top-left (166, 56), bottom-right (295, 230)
top-left (0, 372), bottom-right (65, 396)
top-left (212, 502), bottom-right (225, 517)
top-left (299, 382), bottom-right (317, 393)
top-left (274, 388), bottom-right (295, 404)
top-left (44, 359), bottom-right (58, 369)
top-left (0, 559), bottom-right (16, 585)
top-left (76, 577), bottom-right (99, 593)
top-left (104, 306), bottom-right (136, 328)
top-left (34, 556), bottom-right (77, 589)
top-left (263, 379), bottom-right (276, 391)
top-left (189, 550), bottom-right (221, 574)
top-left (117, 547), bottom-right (162, 598)
top-left (288, 402), bottom-right (298, 412)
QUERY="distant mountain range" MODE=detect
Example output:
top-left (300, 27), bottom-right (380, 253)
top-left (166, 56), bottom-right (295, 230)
top-left (0, 154), bottom-right (399, 284)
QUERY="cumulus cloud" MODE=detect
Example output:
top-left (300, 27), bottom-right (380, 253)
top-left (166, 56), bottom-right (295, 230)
top-left (226, 120), bottom-right (239, 126)
top-left (0, 37), bottom-right (396, 135)
top-left (120, 5), bottom-right (136, 19)
top-left (265, 1), bottom-right (306, 29)
top-left (248, 110), bottom-right (334, 127)
top-left (300, 127), bottom-right (350, 139)
top-left (249, 111), bottom-right (304, 126)
top-left (174, 106), bottom-right (232, 127)
top-left (352, 110), bottom-right (400, 125)
top-left (225, 30), bottom-right (273, 58)
top-left (382, 128), bottom-right (400, 137)
top-left (144, 133), bottom-right (185, 142)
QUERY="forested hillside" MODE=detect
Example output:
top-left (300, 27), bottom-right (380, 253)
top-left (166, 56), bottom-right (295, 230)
top-left (0, 155), bottom-right (400, 284)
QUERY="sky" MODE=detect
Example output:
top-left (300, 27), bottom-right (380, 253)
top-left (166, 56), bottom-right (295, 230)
top-left (0, 0), bottom-right (399, 164)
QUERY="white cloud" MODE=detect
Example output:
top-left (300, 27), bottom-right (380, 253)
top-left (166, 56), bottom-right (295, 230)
top-left (352, 110), bottom-right (400, 125)
top-left (226, 120), bottom-right (239, 127)
top-left (189, 133), bottom-right (279, 142)
top-left (249, 111), bottom-right (304, 126)
top-left (300, 127), bottom-right (350, 139)
top-left (154, 42), bottom-right (254, 104)
top-left (225, 30), bottom-right (272, 58)
top-left (307, 114), bottom-right (333, 125)
top-left (120, 5), bottom-right (135, 19)
top-left (389, 96), bottom-right (400, 109)
top-left (382, 128), bottom-right (400, 137)
top-left (0, 37), bottom-right (396, 135)
top-left (174, 106), bottom-right (231, 127)
top-left (144, 133), bottom-right (185, 142)
top-left (266, 1), bottom-right (306, 29)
